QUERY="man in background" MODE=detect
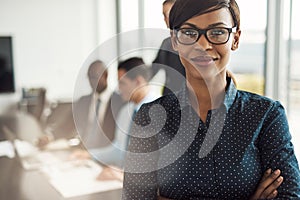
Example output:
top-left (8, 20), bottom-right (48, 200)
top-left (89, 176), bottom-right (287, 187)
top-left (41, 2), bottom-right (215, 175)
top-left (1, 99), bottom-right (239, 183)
top-left (152, 0), bottom-right (186, 95)
top-left (73, 60), bottom-right (124, 149)
top-left (72, 57), bottom-right (160, 180)
top-left (37, 60), bottom-right (124, 149)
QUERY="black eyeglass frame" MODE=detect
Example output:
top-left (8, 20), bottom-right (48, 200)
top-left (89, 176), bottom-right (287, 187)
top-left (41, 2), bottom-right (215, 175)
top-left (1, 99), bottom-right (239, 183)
top-left (175, 25), bottom-right (237, 45)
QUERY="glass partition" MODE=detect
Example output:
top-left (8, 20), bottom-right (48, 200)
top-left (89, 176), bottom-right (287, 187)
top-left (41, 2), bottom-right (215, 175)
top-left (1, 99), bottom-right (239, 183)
top-left (229, 0), bottom-right (267, 95)
top-left (288, 0), bottom-right (300, 157)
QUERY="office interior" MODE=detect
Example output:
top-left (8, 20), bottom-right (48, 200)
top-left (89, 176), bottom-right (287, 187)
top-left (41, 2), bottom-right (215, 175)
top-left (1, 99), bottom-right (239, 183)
top-left (0, 0), bottom-right (300, 199)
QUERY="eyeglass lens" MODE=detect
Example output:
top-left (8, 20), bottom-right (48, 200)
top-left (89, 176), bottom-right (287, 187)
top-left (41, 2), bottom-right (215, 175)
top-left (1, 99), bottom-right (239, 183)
top-left (177, 28), bottom-right (231, 45)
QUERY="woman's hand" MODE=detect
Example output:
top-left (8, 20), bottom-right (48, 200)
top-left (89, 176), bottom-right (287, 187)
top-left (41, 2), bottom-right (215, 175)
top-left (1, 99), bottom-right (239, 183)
top-left (249, 168), bottom-right (283, 200)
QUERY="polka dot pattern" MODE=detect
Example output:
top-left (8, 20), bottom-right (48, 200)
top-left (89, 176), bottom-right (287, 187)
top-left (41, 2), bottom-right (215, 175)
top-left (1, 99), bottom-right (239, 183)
top-left (122, 78), bottom-right (300, 199)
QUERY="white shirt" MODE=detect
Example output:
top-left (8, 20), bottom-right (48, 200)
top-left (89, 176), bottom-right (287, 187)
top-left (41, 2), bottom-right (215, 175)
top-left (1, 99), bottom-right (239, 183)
top-left (87, 87), bottom-right (113, 127)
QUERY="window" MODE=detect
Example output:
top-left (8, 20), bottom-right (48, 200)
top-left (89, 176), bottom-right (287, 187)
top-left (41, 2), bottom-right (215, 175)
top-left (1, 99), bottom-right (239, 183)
top-left (118, 0), bottom-right (139, 32)
top-left (288, 0), bottom-right (300, 157)
top-left (229, 0), bottom-right (267, 95)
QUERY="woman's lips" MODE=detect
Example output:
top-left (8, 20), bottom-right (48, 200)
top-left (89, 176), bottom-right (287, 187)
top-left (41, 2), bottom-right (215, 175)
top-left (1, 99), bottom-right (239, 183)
top-left (191, 56), bottom-right (216, 66)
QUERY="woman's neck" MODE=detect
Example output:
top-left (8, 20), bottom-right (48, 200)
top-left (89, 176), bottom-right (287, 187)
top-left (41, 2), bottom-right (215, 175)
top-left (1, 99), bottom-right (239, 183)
top-left (186, 72), bottom-right (227, 121)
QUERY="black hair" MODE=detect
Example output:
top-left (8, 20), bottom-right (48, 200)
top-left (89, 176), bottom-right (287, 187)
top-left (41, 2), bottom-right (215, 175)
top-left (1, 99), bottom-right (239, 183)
top-left (118, 57), bottom-right (152, 82)
top-left (169, 0), bottom-right (240, 30)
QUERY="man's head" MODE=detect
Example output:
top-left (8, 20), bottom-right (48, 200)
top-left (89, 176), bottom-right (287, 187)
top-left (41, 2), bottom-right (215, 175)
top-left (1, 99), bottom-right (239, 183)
top-left (117, 57), bottom-right (151, 103)
top-left (88, 60), bottom-right (108, 94)
top-left (163, 0), bottom-right (176, 28)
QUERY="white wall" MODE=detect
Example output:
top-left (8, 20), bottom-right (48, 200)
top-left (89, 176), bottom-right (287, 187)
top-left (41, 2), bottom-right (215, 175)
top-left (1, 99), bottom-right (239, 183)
top-left (0, 0), bottom-right (117, 113)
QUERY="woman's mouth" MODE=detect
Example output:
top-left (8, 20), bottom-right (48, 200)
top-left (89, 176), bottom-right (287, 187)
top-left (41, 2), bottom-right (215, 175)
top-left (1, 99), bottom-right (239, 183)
top-left (191, 56), bottom-right (216, 67)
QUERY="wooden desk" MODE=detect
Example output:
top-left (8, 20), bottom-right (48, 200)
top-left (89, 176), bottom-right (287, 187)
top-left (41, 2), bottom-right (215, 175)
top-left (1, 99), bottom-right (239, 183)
top-left (0, 112), bottom-right (122, 200)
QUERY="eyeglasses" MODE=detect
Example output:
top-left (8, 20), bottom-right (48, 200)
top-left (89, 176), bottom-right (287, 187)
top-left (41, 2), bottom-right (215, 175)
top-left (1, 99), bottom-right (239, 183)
top-left (175, 26), bottom-right (237, 45)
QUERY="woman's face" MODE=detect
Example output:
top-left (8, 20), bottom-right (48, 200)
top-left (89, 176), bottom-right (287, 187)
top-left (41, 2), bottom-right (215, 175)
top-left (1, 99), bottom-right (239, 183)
top-left (172, 8), bottom-right (240, 81)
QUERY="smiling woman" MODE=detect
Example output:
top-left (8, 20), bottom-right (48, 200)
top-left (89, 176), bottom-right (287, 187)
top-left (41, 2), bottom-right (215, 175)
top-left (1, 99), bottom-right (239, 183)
top-left (122, 0), bottom-right (300, 199)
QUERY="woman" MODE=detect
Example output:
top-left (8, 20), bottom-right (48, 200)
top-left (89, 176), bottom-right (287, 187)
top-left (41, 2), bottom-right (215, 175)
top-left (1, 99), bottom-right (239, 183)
top-left (122, 0), bottom-right (300, 199)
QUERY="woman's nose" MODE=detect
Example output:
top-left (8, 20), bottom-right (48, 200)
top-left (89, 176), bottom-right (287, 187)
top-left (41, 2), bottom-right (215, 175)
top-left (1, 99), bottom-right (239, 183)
top-left (195, 34), bottom-right (212, 50)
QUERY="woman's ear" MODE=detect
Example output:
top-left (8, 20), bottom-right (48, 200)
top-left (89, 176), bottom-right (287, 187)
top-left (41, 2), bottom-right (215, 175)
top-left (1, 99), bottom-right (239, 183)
top-left (171, 31), bottom-right (179, 51)
top-left (231, 29), bottom-right (241, 51)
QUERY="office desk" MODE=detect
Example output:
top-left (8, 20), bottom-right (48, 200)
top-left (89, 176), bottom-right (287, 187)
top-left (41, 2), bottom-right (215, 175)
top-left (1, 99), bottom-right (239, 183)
top-left (0, 156), bottom-right (122, 200)
top-left (0, 112), bottom-right (122, 200)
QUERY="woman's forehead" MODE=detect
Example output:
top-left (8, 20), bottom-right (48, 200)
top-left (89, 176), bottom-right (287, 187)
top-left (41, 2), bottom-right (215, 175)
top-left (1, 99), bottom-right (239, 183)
top-left (169, 0), bottom-right (231, 29)
top-left (183, 8), bottom-right (234, 28)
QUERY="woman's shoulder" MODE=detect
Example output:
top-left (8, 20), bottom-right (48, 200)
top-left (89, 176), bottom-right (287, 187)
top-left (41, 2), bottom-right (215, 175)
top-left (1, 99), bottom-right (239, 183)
top-left (236, 89), bottom-right (283, 110)
top-left (143, 93), bottom-right (179, 107)
top-left (138, 93), bottom-right (180, 116)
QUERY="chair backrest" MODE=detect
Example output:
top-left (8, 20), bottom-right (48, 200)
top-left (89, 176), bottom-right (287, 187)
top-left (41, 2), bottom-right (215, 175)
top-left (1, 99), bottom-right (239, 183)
top-left (20, 87), bottom-right (46, 120)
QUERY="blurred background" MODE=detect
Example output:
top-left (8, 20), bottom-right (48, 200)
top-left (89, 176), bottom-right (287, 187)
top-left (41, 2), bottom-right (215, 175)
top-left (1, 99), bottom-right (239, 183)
top-left (0, 0), bottom-right (299, 158)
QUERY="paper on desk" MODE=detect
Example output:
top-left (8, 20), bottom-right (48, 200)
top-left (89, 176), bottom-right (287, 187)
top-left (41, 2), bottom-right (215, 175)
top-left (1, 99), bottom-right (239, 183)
top-left (0, 140), bottom-right (15, 158)
top-left (44, 139), bottom-right (70, 150)
top-left (14, 139), bottom-right (65, 170)
top-left (14, 139), bottom-right (38, 157)
top-left (42, 160), bottom-right (123, 198)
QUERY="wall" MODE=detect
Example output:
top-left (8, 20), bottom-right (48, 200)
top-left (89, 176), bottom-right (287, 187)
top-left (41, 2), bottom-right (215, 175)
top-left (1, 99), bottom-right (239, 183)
top-left (0, 0), bottom-right (117, 114)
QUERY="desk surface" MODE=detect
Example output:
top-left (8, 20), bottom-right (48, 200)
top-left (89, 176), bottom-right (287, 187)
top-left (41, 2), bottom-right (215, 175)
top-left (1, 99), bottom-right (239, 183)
top-left (0, 112), bottom-right (122, 200)
top-left (0, 156), bottom-right (122, 200)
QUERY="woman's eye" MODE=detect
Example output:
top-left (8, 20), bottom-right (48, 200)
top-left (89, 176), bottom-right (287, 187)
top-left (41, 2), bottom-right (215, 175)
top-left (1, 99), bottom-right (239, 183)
top-left (182, 30), bottom-right (197, 37)
top-left (210, 29), bottom-right (226, 36)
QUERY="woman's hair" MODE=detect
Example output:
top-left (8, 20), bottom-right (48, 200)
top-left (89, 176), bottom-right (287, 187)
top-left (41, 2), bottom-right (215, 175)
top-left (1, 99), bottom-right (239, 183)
top-left (169, 0), bottom-right (240, 30)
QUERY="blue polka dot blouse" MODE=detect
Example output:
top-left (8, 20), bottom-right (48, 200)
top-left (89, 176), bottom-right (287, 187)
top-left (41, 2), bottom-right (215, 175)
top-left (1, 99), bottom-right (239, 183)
top-left (122, 78), bottom-right (300, 200)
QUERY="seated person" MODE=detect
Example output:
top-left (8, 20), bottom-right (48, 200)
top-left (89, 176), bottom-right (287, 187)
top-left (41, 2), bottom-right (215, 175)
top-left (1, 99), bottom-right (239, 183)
top-left (71, 57), bottom-right (160, 180)
top-left (36, 60), bottom-right (124, 148)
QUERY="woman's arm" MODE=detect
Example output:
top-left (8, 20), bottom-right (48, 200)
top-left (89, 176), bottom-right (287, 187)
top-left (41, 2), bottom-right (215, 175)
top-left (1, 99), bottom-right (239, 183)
top-left (249, 168), bottom-right (283, 200)
top-left (258, 101), bottom-right (300, 198)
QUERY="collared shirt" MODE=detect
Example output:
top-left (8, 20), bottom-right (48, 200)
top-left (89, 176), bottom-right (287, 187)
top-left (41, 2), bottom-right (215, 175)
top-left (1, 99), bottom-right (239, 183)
top-left (122, 78), bottom-right (300, 199)
top-left (87, 87), bottom-right (113, 126)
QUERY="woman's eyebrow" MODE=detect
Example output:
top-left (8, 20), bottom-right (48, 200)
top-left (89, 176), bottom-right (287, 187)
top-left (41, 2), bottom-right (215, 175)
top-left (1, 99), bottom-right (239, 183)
top-left (207, 22), bottom-right (228, 28)
top-left (181, 22), bottom-right (228, 29)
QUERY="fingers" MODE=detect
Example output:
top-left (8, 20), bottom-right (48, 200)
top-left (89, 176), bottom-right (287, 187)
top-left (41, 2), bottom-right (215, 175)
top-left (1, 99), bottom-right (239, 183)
top-left (266, 189), bottom-right (278, 199)
top-left (258, 169), bottom-right (281, 191)
top-left (250, 169), bottom-right (282, 200)
top-left (260, 175), bottom-right (283, 199)
top-left (260, 168), bottom-right (272, 182)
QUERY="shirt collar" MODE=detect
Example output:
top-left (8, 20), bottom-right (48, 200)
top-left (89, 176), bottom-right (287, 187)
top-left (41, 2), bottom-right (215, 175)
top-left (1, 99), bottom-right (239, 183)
top-left (223, 76), bottom-right (237, 112)
top-left (224, 77), bottom-right (237, 112)
top-left (94, 87), bottom-right (112, 102)
top-left (177, 77), bottom-right (237, 112)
